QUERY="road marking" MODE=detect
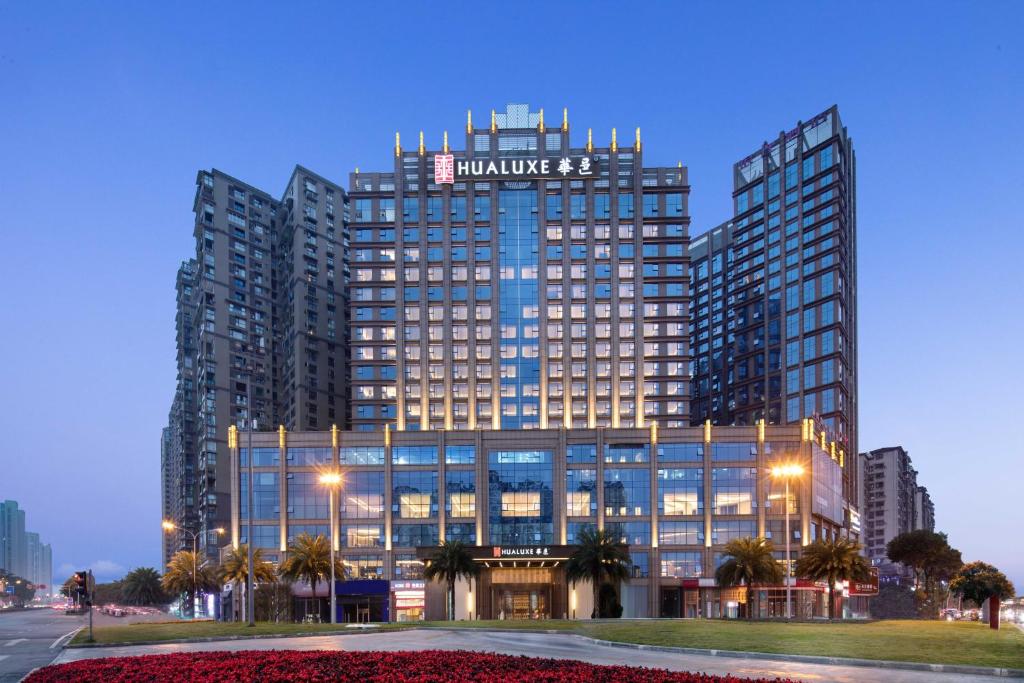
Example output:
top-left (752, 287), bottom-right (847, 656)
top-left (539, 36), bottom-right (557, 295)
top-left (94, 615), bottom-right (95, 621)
top-left (50, 628), bottom-right (82, 649)
top-left (3, 639), bottom-right (27, 647)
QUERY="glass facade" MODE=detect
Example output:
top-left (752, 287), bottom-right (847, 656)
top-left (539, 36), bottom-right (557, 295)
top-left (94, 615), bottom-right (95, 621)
top-left (231, 421), bottom-right (849, 621)
top-left (498, 190), bottom-right (541, 429)
top-left (487, 450), bottom-right (553, 544)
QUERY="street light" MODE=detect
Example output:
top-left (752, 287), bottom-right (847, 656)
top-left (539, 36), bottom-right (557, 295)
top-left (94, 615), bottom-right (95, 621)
top-left (319, 471), bottom-right (343, 624)
top-left (162, 521), bottom-right (224, 618)
top-left (770, 464), bottom-right (805, 620)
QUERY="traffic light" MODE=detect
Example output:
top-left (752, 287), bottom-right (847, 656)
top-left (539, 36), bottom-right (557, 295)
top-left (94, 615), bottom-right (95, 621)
top-left (74, 571), bottom-right (88, 600)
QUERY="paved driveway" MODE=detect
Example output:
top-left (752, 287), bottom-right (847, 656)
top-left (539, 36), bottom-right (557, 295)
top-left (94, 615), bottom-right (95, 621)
top-left (53, 628), bottom-right (1009, 682)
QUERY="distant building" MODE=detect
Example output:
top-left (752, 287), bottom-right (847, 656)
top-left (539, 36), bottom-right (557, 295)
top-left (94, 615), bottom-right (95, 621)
top-left (163, 167), bottom-right (348, 561)
top-left (857, 446), bottom-right (934, 581)
top-left (689, 106), bottom-right (859, 517)
top-left (0, 500), bottom-right (52, 594)
top-left (0, 500), bottom-right (27, 577)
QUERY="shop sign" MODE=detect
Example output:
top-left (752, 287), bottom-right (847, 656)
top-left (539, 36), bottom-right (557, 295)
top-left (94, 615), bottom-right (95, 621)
top-left (434, 154), bottom-right (599, 184)
top-left (849, 567), bottom-right (879, 596)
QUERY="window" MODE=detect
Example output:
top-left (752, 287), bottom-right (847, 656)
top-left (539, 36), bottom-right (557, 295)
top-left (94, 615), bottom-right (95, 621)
top-left (659, 520), bottom-right (702, 546)
top-left (445, 445), bottom-right (475, 464)
top-left (618, 194), bottom-right (634, 219)
top-left (661, 552), bottom-right (702, 578)
top-left (393, 471), bottom-right (438, 518)
top-left (604, 444), bottom-right (649, 463)
top-left (445, 470), bottom-right (476, 518)
top-left (711, 443), bottom-right (756, 461)
top-left (658, 443), bottom-right (703, 462)
top-left (604, 468), bottom-right (650, 516)
top-left (566, 444), bottom-right (597, 463)
top-left (341, 471), bottom-right (385, 519)
top-left (392, 445), bottom-right (438, 465)
top-left (658, 468), bottom-right (702, 515)
top-left (566, 469), bottom-right (597, 517)
top-left (711, 468), bottom-right (756, 514)
top-left (339, 446), bottom-right (384, 465)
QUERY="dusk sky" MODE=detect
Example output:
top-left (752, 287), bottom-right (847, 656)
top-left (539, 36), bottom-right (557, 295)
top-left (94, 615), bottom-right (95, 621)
top-left (1, 2), bottom-right (1021, 588)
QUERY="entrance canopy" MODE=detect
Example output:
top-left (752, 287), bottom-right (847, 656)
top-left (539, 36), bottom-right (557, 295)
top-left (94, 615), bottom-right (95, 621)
top-left (415, 545), bottom-right (578, 568)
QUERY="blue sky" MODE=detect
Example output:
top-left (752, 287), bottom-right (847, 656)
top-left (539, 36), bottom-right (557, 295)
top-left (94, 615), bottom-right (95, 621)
top-left (0, 2), bottom-right (1021, 588)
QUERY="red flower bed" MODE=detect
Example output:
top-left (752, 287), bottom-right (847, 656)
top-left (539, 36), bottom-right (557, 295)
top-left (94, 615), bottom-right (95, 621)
top-left (29, 650), bottom-right (798, 682)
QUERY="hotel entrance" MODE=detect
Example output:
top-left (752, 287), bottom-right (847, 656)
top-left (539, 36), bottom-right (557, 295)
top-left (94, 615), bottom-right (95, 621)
top-left (491, 567), bottom-right (553, 620)
top-left (417, 545), bottom-right (580, 620)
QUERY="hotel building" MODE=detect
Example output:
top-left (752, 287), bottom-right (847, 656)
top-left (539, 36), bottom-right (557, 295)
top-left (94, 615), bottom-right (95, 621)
top-left (347, 103), bottom-right (690, 433)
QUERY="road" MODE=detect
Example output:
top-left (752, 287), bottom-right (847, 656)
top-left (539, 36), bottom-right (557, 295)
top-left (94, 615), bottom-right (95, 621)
top-left (0, 609), bottom-right (82, 683)
top-left (52, 628), bottom-right (1009, 683)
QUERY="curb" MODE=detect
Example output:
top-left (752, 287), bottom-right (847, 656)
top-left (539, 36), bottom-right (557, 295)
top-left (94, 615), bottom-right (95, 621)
top-left (64, 625), bottom-right (1024, 678)
top-left (66, 626), bottom-right (400, 648)
top-left (421, 627), bottom-right (1024, 679)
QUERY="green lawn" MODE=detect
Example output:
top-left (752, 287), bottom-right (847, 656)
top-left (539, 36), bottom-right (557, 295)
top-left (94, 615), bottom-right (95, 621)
top-left (71, 619), bottom-right (1024, 670)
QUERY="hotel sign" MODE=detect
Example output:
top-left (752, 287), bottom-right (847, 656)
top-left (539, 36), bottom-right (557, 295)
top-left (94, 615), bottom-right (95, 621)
top-left (492, 546), bottom-right (552, 558)
top-left (434, 154), bottom-right (599, 184)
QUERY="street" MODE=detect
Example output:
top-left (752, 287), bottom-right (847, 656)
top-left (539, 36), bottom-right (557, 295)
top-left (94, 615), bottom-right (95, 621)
top-left (52, 627), bottom-right (1010, 683)
top-left (0, 609), bottom-right (82, 683)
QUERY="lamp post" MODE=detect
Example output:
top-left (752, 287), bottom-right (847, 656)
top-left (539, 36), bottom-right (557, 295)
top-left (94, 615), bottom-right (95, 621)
top-left (770, 464), bottom-right (805, 620)
top-left (243, 369), bottom-right (256, 627)
top-left (319, 472), bottom-right (343, 624)
top-left (162, 521), bottom-right (224, 618)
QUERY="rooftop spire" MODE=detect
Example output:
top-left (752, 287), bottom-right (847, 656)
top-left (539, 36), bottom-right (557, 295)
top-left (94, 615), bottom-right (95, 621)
top-left (562, 107), bottom-right (568, 132)
top-left (587, 127), bottom-right (593, 152)
top-left (611, 127), bottom-right (617, 152)
top-left (635, 127), bottom-right (641, 152)
top-left (538, 108), bottom-right (545, 133)
top-left (467, 109), bottom-right (472, 134)
top-left (418, 130), bottom-right (424, 156)
top-left (395, 132), bottom-right (401, 157)
top-left (491, 109), bottom-right (497, 133)
top-left (443, 130), bottom-right (449, 154)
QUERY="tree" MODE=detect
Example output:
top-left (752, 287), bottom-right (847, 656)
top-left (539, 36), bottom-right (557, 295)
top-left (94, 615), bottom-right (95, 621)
top-left (886, 530), bottom-right (962, 617)
top-left (950, 562), bottom-right (1015, 629)
top-left (220, 545), bottom-right (278, 622)
top-left (278, 533), bottom-right (344, 621)
top-left (714, 537), bottom-right (783, 620)
top-left (422, 541), bottom-right (480, 621)
top-left (161, 550), bottom-right (219, 618)
top-left (565, 528), bottom-right (631, 619)
top-left (0, 571), bottom-right (35, 607)
top-left (794, 538), bottom-right (871, 620)
top-left (122, 568), bottom-right (167, 606)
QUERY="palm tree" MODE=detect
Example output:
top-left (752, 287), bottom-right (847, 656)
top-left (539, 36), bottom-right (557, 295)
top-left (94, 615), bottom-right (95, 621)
top-left (714, 537), bottom-right (783, 620)
top-left (278, 533), bottom-right (344, 620)
top-left (161, 550), bottom-right (218, 618)
top-left (122, 567), bottom-right (166, 606)
top-left (220, 545), bottom-right (277, 622)
top-left (565, 528), bottom-right (631, 619)
top-left (794, 538), bottom-right (871, 620)
top-left (422, 541), bottom-right (479, 621)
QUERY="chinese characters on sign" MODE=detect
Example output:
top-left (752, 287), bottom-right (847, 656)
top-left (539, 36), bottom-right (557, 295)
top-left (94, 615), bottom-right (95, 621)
top-left (434, 154), bottom-right (454, 184)
top-left (432, 156), bottom-right (600, 184)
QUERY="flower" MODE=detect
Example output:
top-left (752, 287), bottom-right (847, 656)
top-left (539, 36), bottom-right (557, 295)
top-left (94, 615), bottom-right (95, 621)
top-left (29, 650), bottom-right (799, 682)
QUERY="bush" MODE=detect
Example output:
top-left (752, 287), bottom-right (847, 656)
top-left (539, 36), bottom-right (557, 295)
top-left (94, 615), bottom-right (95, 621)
top-left (28, 651), bottom-right (799, 682)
